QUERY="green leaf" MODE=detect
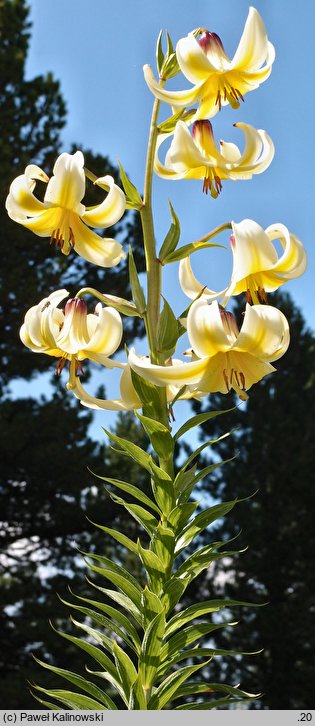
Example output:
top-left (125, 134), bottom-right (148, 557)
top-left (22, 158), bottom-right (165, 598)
top-left (119, 160), bottom-right (143, 210)
top-left (30, 693), bottom-right (63, 710)
top-left (32, 657), bottom-right (117, 709)
top-left (179, 431), bottom-right (232, 472)
top-left (87, 563), bottom-right (143, 610)
top-left (84, 551), bottom-right (141, 591)
top-left (113, 641), bottom-right (138, 703)
top-left (136, 412), bottom-right (174, 459)
top-left (49, 623), bottom-right (118, 681)
top-left (174, 543), bottom-right (235, 580)
top-left (157, 296), bottom-right (179, 357)
top-left (70, 617), bottom-right (114, 653)
top-left (138, 542), bottom-right (166, 594)
top-left (130, 368), bottom-right (167, 421)
top-left (147, 661), bottom-right (209, 710)
top-left (172, 681), bottom-right (258, 700)
top-left (128, 246), bottom-right (146, 313)
top-left (175, 499), bottom-right (238, 554)
top-left (174, 407), bottom-right (235, 442)
top-left (87, 579), bottom-right (142, 625)
top-left (104, 429), bottom-right (152, 472)
top-left (141, 587), bottom-right (164, 630)
top-left (165, 599), bottom-right (254, 636)
top-left (161, 576), bottom-right (190, 614)
top-left (161, 621), bottom-right (237, 662)
top-left (159, 200), bottom-right (180, 261)
top-left (105, 493), bottom-right (159, 536)
top-left (89, 522), bottom-right (139, 555)
top-left (173, 464), bottom-right (197, 499)
top-left (69, 590), bottom-right (141, 651)
top-left (163, 241), bottom-right (224, 264)
top-left (157, 646), bottom-right (262, 679)
top-left (149, 459), bottom-right (175, 515)
top-left (157, 108), bottom-right (195, 135)
top-left (156, 29), bottom-right (164, 74)
top-left (167, 501), bottom-right (198, 533)
top-left (150, 523), bottom-right (175, 572)
top-left (31, 686), bottom-right (105, 710)
top-left (139, 611), bottom-right (166, 690)
top-left (58, 597), bottom-right (137, 653)
top-left (128, 673), bottom-right (147, 710)
top-left (93, 474), bottom-right (160, 513)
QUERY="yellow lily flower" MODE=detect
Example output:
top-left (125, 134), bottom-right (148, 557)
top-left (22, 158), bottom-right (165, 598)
top-left (20, 289), bottom-right (123, 375)
top-left (144, 7), bottom-right (275, 119)
top-left (129, 300), bottom-right (290, 401)
top-left (179, 219), bottom-right (307, 304)
top-left (155, 120), bottom-right (274, 196)
top-left (6, 151), bottom-right (126, 267)
top-left (67, 359), bottom-right (203, 412)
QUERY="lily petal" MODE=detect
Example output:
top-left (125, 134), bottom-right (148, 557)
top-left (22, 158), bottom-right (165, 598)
top-left (44, 151), bottom-right (85, 212)
top-left (235, 303), bottom-right (290, 361)
top-left (70, 217), bottom-right (125, 267)
top-left (187, 299), bottom-right (233, 357)
top-left (232, 7), bottom-right (275, 72)
top-left (143, 64), bottom-right (201, 108)
top-left (129, 347), bottom-right (210, 387)
top-left (81, 175), bottom-right (126, 228)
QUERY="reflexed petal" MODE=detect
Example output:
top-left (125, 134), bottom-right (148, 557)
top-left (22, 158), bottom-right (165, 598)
top-left (6, 173), bottom-right (47, 218)
top-left (176, 33), bottom-right (220, 82)
top-left (265, 224), bottom-right (307, 279)
top-left (218, 141), bottom-right (242, 164)
top-left (119, 365), bottom-right (142, 408)
top-left (11, 207), bottom-right (61, 236)
top-left (129, 347), bottom-right (210, 387)
top-left (235, 304), bottom-right (290, 361)
top-left (44, 151), bottom-right (85, 212)
top-left (67, 376), bottom-right (130, 411)
top-left (232, 7), bottom-right (275, 72)
top-left (71, 217), bottom-right (125, 267)
top-left (84, 304), bottom-right (123, 356)
top-left (187, 299), bottom-right (232, 357)
top-left (179, 257), bottom-right (226, 300)
top-left (143, 64), bottom-right (201, 107)
top-left (166, 121), bottom-right (210, 170)
top-left (81, 175), bottom-right (126, 228)
top-left (231, 124), bottom-right (274, 173)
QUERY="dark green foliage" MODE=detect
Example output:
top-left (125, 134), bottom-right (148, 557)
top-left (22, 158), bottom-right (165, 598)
top-left (190, 291), bottom-right (315, 709)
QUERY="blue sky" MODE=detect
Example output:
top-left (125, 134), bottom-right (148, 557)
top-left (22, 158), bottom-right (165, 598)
top-left (19, 0), bottom-right (314, 439)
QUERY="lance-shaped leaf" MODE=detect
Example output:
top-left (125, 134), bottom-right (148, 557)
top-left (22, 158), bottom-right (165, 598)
top-left (128, 673), bottom-right (147, 710)
top-left (87, 563), bottom-right (143, 611)
top-left (70, 617), bottom-right (114, 654)
top-left (131, 368), bottom-right (167, 421)
top-left (175, 499), bottom-right (238, 555)
top-left (76, 288), bottom-right (142, 317)
top-left (157, 296), bottom-right (179, 357)
top-left (87, 579), bottom-right (142, 625)
top-left (59, 597), bottom-right (137, 653)
top-left (163, 241), bottom-right (224, 264)
top-left (147, 660), bottom-right (210, 710)
top-left (105, 489), bottom-right (159, 536)
top-left (177, 458), bottom-right (236, 505)
top-left (119, 160), bottom-right (143, 210)
top-left (68, 590), bottom-right (141, 651)
top-left (167, 501), bottom-right (198, 533)
top-left (157, 108), bottom-right (195, 134)
top-left (84, 551), bottom-right (141, 592)
top-left (161, 575), bottom-right (190, 614)
top-left (30, 686), bottom-right (105, 710)
top-left (150, 523), bottom-right (175, 572)
top-left (113, 641), bottom-right (138, 704)
top-left (161, 621), bottom-right (237, 662)
top-left (141, 587), bottom-right (164, 630)
top-left (149, 459), bottom-right (175, 515)
top-left (89, 522), bottom-right (139, 555)
top-left (49, 624), bottom-right (119, 682)
top-left (32, 657), bottom-right (117, 709)
top-left (174, 543), bottom-right (242, 581)
top-left (174, 407), bottom-right (235, 442)
top-left (128, 246), bottom-right (146, 313)
top-left (136, 412), bottom-right (174, 459)
top-left (172, 681), bottom-right (258, 701)
top-left (159, 200), bottom-right (180, 261)
top-left (138, 542), bottom-right (166, 594)
top-left (139, 611), bottom-right (166, 692)
top-left (165, 599), bottom-right (257, 637)
top-left (91, 474), bottom-right (160, 513)
top-left (157, 646), bottom-right (262, 679)
top-left (103, 429), bottom-right (152, 472)
top-left (173, 463), bottom-right (197, 499)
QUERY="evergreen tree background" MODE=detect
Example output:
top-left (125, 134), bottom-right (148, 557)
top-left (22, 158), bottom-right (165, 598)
top-left (1, 0), bottom-right (314, 710)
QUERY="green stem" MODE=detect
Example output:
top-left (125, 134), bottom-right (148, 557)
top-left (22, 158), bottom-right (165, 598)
top-left (189, 221), bottom-right (232, 248)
